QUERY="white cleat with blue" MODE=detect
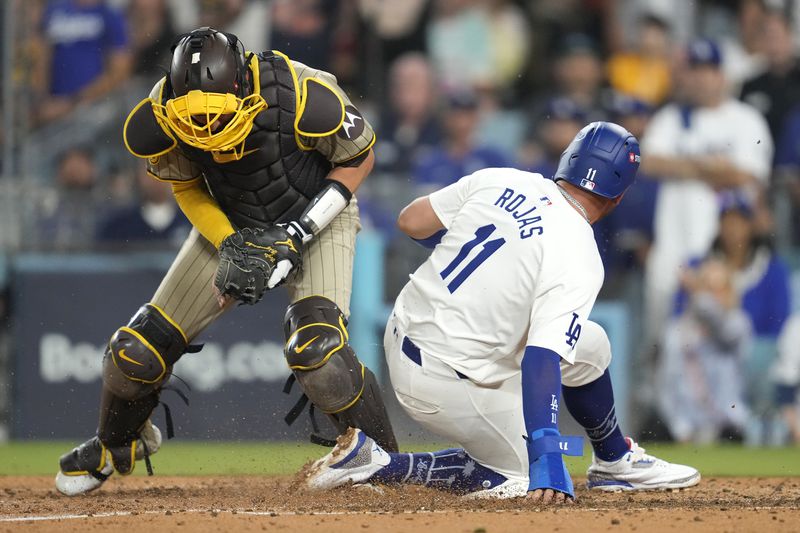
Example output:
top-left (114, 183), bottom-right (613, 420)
top-left (587, 438), bottom-right (700, 491)
top-left (304, 427), bottom-right (390, 490)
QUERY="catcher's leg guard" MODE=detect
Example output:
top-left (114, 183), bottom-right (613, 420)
top-left (284, 296), bottom-right (398, 452)
top-left (98, 303), bottom-right (189, 474)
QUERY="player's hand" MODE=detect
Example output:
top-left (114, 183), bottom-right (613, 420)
top-left (212, 278), bottom-right (233, 308)
top-left (526, 488), bottom-right (575, 505)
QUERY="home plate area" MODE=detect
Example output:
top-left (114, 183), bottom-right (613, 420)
top-left (1, 476), bottom-right (799, 532)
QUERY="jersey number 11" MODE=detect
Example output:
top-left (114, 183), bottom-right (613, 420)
top-left (439, 224), bottom-right (506, 293)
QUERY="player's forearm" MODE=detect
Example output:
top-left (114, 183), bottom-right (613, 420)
top-left (642, 155), bottom-right (759, 188)
top-left (640, 155), bottom-right (698, 181)
top-left (328, 149), bottom-right (374, 194)
top-left (695, 159), bottom-right (758, 188)
top-left (398, 197), bottom-right (445, 239)
top-left (76, 51), bottom-right (133, 103)
top-left (282, 150), bottom-right (372, 244)
top-left (521, 346), bottom-right (579, 496)
top-left (171, 180), bottom-right (236, 248)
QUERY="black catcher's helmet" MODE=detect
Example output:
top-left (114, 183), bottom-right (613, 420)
top-left (168, 27), bottom-right (252, 98)
top-left (152, 27), bottom-right (266, 160)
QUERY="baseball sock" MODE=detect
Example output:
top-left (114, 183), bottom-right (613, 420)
top-left (562, 370), bottom-right (629, 462)
top-left (371, 448), bottom-right (508, 492)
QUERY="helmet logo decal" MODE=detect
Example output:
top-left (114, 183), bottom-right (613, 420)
top-left (628, 152), bottom-right (641, 163)
top-left (580, 168), bottom-right (597, 190)
top-left (191, 52), bottom-right (201, 64)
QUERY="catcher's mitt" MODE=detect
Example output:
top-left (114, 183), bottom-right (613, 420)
top-left (214, 226), bottom-right (303, 305)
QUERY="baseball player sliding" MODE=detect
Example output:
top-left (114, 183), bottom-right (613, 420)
top-left (305, 122), bottom-right (700, 502)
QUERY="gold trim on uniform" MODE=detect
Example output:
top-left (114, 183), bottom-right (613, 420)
top-left (271, 50), bottom-right (314, 152)
top-left (295, 77), bottom-right (345, 138)
top-left (62, 443), bottom-right (108, 476)
top-left (123, 97), bottom-right (178, 158)
top-left (325, 364), bottom-right (366, 414)
top-left (111, 327), bottom-right (167, 384)
top-left (337, 134), bottom-right (376, 165)
top-left (146, 303), bottom-right (189, 344)
top-left (285, 322), bottom-right (345, 370)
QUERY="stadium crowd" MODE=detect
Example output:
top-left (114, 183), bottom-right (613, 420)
top-left (2, 0), bottom-right (800, 445)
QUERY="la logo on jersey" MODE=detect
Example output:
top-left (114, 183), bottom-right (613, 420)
top-left (580, 168), bottom-right (597, 190)
top-left (565, 312), bottom-right (582, 346)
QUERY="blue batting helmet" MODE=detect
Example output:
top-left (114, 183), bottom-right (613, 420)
top-left (554, 121), bottom-right (640, 199)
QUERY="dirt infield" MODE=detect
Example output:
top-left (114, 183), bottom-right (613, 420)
top-left (1, 476), bottom-right (798, 532)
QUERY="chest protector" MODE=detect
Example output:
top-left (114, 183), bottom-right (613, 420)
top-left (173, 52), bottom-right (332, 229)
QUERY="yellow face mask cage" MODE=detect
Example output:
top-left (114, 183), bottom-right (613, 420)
top-left (152, 52), bottom-right (267, 162)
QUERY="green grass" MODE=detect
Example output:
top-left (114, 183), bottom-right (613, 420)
top-left (1, 441), bottom-right (799, 477)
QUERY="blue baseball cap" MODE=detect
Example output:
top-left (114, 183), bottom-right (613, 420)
top-left (718, 191), bottom-right (754, 218)
top-left (445, 90), bottom-right (479, 110)
top-left (609, 92), bottom-right (653, 118)
top-left (543, 97), bottom-right (588, 122)
top-left (687, 38), bottom-right (722, 67)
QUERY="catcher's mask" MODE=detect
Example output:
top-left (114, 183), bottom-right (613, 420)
top-left (152, 27), bottom-right (266, 160)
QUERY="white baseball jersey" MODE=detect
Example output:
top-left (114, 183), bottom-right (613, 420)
top-left (644, 98), bottom-right (773, 265)
top-left (393, 168), bottom-right (604, 386)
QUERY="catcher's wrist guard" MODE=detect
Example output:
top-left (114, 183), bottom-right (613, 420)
top-left (288, 180), bottom-right (352, 244)
top-left (215, 226), bottom-right (303, 304)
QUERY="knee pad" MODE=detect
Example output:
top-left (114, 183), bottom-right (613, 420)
top-left (105, 304), bottom-right (188, 397)
top-left (561, 320), bottom-right (612, 388)
top-left (284, 296), bottom-right (364, 414)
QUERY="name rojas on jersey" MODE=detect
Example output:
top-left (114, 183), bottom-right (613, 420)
top-left (493, 186), bottom-right (548, 239)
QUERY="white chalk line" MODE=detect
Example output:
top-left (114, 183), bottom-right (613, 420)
top-left (1, 505), bottom-right (798, 523)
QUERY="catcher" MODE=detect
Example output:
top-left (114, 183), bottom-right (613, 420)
top-left (55, 27), bottom-right (398, 495)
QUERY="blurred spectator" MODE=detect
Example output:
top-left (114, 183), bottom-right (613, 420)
top-left (483, 0), bottom-right (530, 91)
top-left (607, 13), bottom-right (673, 105)
top-left (671, 193), bottom-right (791, 444)
top-left (36, 146), bottom-right (100, 249)
top-left (610, 0), bottom-right (695, 50)
top-left (549, 33), bottom-right (606, 116)
top-left (200, 0), bottom-right (270, 54)
top-left (374, 53), bottom-right (442, 176)
top-left (593, 93), bottom-right (658, 275)
top-left (30, 0), bottom-right (132, 125)
top-left (773, 105), bottom-right (800, 245)
top-left (198, 0), bottom-right (245, 29)
top-left (519, 96), bottom-right (586, 178)
top-left (641, 38), bottom-right (773, 346)
top-left (472, 87), bottom-right (528, 162)
top-left (526, 0), bottom-right (612, 82)
top-left (270, 0), bottom-right (336, 72)
top-left (657, 257), bottom-right (753, 443)
top-left (96, 163), bottom-right (190, 246)
top-left (358, 0), bottom-right (431, 66)
top-left (426, 0), bottom-right (493, 92)
top-left (127, 0), bottom-right (176, 79)
top-left (705, 0), bottom-right (767, 92)
top-left (740, 7), bottom-right (800, 151)
top-left (412, 91), bottom-right (509, 190)
top-left (675, 194), bottom-right (791, 339)
top-left (772, 314), bottom-right (800, 444)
